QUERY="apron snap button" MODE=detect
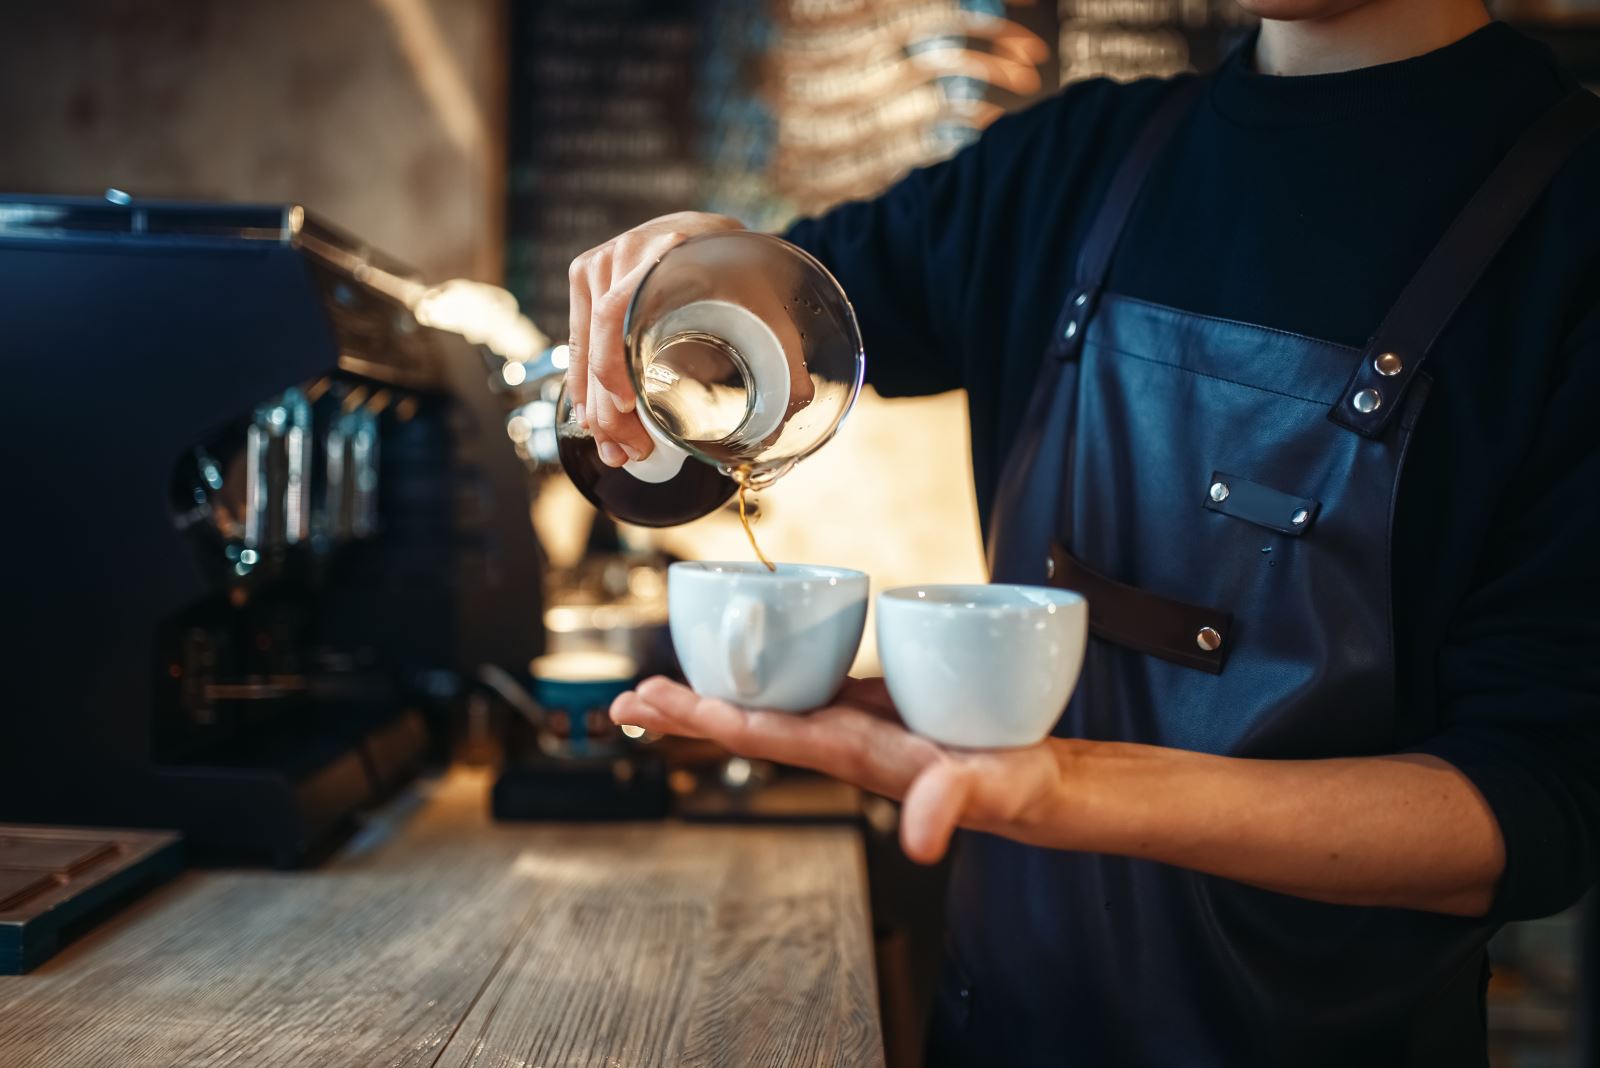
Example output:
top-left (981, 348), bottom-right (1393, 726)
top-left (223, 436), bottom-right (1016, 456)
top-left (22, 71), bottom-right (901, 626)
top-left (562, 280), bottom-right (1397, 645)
top-left (1291, 508), bottom-right (1310, 526)
top-left (1374, 352), bottom-right (1403, 376)
top-left (1209, 481), bottom-right (1229, 502)
top-left (1063, 320), bottom-right (1079, 340)
top-left (1196, 627), bottom-right (1222, 652)
top-left (1074, 292), bottom-right (1089, 308)
top-left (1351, 388), bottom-right (1382, 414)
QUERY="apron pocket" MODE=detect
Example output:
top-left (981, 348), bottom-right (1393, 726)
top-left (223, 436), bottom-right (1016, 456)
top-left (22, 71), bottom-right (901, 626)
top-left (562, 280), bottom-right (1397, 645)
top-left (1202, 470), bottom-right (1320, 535)
top-left (1049, 543), bottom-right (1232, 673)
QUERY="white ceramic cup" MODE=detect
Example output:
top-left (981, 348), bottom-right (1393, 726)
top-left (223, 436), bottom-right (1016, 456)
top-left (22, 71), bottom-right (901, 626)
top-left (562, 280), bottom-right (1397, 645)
top-left (877, 584), bottom-right (1088, 748)
top-left (669, 561), bottom-right (868, 712)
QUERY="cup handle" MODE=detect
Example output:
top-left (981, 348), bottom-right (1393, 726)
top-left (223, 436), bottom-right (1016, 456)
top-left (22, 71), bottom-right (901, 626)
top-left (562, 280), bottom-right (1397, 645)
top-left (720, 594), bottom-right (766, 701)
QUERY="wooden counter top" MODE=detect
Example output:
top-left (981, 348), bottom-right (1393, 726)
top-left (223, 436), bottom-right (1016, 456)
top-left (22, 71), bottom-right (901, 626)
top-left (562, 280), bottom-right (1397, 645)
top-left (0, 769), bottom-right (884, 1067)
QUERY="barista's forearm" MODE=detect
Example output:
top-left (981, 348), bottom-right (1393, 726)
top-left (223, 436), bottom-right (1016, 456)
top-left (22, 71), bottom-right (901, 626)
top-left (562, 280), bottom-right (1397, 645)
top-left (1041, 740), bottom-right (1506, 917)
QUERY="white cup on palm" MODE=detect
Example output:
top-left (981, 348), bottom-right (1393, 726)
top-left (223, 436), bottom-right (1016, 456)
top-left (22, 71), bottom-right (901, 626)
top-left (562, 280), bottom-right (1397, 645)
top-left (669, 562), bottom-right (868, 712)
top-left (877, 584), bottom-right (1088, 748)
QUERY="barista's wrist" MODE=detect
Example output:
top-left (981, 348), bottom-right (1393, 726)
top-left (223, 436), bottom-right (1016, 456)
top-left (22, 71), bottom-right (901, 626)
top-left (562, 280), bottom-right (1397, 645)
top-left (1026, 737), bottom-right (1182, 856)
top-left (984, 737), bottom-right (1098, 852)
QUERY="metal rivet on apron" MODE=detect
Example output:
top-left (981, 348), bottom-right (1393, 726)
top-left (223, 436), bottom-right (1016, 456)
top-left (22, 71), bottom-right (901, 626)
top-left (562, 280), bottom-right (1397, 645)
top-left (1351, 388), bottom-right (1382, 414)
top-left (1196, 627), bottom-right (1222, 652)
top-left (1063, 320), bottom-right (1079, 340)
top-left (1291, 508), bottom-right (1310, 526)
top-left (1209, 481), bottom-right (1229, 502)
top-left (1374, 352), bottom-right (1403, 377)
top-left (1045, 554), bottom-right (1056, 579)
top-left (1074, 293), bottom-right (1089, 307)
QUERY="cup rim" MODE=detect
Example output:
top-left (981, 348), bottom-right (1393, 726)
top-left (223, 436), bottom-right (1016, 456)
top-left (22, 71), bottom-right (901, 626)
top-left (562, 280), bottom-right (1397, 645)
top-left (670, 560), bottom-right (867, 584)
top-left (878, 583), bottom-right (1085, 614)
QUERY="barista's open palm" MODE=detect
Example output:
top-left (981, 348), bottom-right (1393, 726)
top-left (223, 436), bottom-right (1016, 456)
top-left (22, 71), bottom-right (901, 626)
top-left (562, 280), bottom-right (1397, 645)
top-left (611, 677), bottom-right (1067, 863)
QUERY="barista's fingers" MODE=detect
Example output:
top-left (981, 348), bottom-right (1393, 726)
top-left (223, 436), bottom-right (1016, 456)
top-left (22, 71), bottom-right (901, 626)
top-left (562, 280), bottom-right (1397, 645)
top-left (834, 677), bottom-right (901, 722)
top-left (587, 257), bottom-right (661, 463)
top-left (612, 690), bottom-right (765, 748)
top-left (613, 227), bottom-right (701, 287)
top-left (610, 692), bottom-right (714, 740)
top-left (610, 684), bottom-right (748, 746)
top-left (899, 760), bottom-right (973, 864)
top-left (588, 233), bottom-right (680, 414)
top-left (585, 384), bottom-right (651, 466)
top-left (587, 263), bottom-right (644, 416)
top-left (572, 244), bottom-right (614, 422)
top-left (565, 251), bottom-right (597, 423)
top-left (571, 245), bottom-right (615, 426)
top-left (587, 388), bottom-right (628, 467)
top-left (626, 677), bottom-right (935, 799)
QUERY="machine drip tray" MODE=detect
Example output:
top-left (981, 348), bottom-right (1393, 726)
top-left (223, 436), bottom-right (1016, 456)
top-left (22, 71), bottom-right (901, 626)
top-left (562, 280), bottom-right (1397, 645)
top-left (0, 825), bottom-right (183, 974)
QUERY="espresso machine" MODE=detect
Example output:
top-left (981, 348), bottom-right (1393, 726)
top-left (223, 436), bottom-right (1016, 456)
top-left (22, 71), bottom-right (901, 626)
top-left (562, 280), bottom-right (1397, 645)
top-left (0, 194), bottom-right (543, 865)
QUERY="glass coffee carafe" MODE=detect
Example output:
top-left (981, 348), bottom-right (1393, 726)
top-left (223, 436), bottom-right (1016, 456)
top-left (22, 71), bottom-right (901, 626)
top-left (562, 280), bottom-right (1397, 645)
top-left (558, 231), bottom-right (864, 527)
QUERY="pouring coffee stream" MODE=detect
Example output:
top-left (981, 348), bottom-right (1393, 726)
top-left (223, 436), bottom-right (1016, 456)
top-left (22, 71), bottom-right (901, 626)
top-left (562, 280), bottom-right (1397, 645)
top-left (732, 467), bottom-right (776, 572)
top-left (558, 231), bottom-right (865, 547)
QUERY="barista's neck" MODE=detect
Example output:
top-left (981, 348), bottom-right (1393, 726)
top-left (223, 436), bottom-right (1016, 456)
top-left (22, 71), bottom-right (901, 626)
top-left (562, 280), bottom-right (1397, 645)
top-left (1255, 0), bottom-right (1491, 76)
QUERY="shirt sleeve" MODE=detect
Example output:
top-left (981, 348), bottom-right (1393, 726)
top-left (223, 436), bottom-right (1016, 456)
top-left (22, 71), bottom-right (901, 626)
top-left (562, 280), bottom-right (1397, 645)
top-left (1417, 302), bottom-right (1600, 923)
top-left (780, 148), bottom-right (980, 398)
top-left (779, 98), bottom-right (1063, 400)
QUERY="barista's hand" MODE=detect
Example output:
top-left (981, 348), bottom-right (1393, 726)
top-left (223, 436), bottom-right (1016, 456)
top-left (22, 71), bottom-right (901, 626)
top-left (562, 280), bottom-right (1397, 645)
top-left (610, 676), bottom-right (1070, 863)
top-left (611, 677), bottom-right (1506, 917)
top-left (568, 212), bottom-right (745, 466)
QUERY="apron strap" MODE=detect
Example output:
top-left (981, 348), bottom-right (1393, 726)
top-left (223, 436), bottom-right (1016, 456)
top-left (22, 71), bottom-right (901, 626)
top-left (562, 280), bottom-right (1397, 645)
top-left (992, 76), bottom-right (1206, 571)
top-left (1048, 544), bottom-right (1233, 673)
top-left (1047, 76), bottom-right (1207, 361)
top-left (1330, 88), bottom-right (1600, 438)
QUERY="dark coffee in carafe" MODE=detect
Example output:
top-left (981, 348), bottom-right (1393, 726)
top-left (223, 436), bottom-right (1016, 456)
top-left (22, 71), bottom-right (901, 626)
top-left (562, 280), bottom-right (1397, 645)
top-left (556, 405), bottom-right (736, 529)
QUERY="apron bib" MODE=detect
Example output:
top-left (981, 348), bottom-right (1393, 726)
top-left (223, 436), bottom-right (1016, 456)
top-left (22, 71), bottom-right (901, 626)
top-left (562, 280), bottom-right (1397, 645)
top-left (931, 80), bottom-right (1600, 1066)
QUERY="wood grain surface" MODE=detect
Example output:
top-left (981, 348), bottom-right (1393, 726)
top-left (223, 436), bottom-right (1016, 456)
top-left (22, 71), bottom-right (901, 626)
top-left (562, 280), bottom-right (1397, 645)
top-left (0, 769), bottom-right (883, 1068)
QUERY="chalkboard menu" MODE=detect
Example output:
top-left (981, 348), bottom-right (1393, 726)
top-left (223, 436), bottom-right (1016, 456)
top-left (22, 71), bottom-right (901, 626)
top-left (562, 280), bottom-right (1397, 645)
top-left (505, 0), bottom-right (699, 329)
top-left (505, 0), bottom-right (1255, 336)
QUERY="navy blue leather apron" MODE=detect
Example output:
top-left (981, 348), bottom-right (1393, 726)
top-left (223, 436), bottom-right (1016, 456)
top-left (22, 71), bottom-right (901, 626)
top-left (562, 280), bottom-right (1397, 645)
top-left (929, 80), bottom-right (1600, 1066)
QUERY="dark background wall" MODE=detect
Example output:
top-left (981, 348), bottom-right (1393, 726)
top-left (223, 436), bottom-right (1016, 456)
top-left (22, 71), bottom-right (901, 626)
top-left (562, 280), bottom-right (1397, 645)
top-left (0, 0), bottom-right (507, 282)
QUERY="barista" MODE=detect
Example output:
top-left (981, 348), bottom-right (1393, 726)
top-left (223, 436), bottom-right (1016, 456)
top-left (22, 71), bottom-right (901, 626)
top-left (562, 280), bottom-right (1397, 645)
top-left (569, 1), bottom-right (1600, 1062)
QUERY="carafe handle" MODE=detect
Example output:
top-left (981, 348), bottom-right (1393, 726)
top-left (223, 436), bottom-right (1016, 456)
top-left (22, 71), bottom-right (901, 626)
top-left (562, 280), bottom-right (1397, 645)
top-left (621, 415), bottom-right (690, 484)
